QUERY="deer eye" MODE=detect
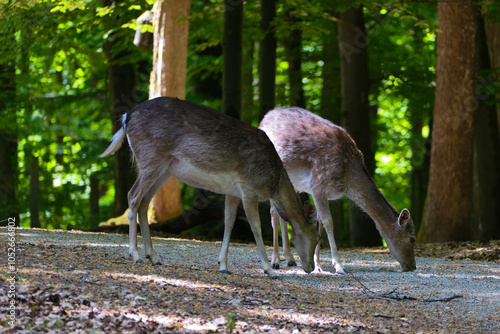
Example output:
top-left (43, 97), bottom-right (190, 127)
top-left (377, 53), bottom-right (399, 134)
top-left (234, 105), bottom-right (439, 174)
top-left (410, 237), bottom-right (416, 244)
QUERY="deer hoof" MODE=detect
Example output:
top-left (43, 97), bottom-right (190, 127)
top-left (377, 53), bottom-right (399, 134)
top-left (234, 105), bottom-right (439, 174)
top-left (287, 260), bottom-right (297, 267)
top-left (264, 270), bottom-right (279, 279)
top-left (219, 269), bottom-right (231, 275)
top-left (272, 263), bottom-right (280, 270)
top-left (336, 268), bottom-right (347, 275)
top-left (312, 266), bottom-right (323, 274)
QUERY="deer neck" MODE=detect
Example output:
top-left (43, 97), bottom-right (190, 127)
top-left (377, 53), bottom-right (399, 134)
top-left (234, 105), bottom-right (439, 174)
top-left (350, 173), bottom-right (399, 239)
top-left (271, 169), bottom-right (304, 227)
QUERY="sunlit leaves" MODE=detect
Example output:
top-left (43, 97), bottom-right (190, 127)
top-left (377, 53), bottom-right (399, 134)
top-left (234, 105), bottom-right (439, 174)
top-left (50, 0), bottom-right (86, 13)
top-left (8, 0), bottom-right (153, 228)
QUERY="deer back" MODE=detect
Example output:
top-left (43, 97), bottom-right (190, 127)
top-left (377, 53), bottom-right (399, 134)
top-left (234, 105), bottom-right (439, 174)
top-left (125, 97), bottom-right (284, 200)
top-left (259, 106), bottom-right (365, 197)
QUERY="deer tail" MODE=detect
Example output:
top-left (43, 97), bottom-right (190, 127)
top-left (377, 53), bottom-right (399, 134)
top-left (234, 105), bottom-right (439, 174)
top-left (100, 114), bottom-right (127, 157)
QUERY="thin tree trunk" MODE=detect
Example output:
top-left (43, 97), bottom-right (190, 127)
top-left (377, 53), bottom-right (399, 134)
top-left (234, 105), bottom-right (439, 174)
top-left (283, 7), bottom-right (307, 207)
top-left (485, 18), bottom-right (500, 137)
top-left (320, 19), bottom-right (341, 124)
top-left (149, 0), bottom-right (191, 222)
top-left (103, 0), bottom-right (138, 217)
top-left (29, 156), bottom-right (40, 228)
top-left (320, 16), bottom-right (345, 245)
top-left (241, 40), bottom-right (255, 123)
top-left (409, 24), bottom-right (431, 231)
top-left (472, 13), bottom-right (500, 240)
top-left (338, 6), bottom-right (380, 246)
top-left (90, 175), bottom-right (100, 229)
top-left (0, 130), bottom-right (18, 224)
top-left (259, 0), bottom-right (277, 120)
top-left (0, 43), bottom-right (19, 224)
top-left (284, 9), bottom-right (305, 108)
top-left (223, 0), bottom-right (243, 119)
top-left (106, 61), bottom-right (137, 217)
top-left (419, 2), bottom-right (479, 242)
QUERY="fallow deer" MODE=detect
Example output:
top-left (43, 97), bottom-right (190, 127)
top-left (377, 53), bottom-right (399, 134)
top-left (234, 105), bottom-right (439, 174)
top-left (100, 97), bottom-right (319, 277)
top-left (259, 107), bottom-right (416, 274)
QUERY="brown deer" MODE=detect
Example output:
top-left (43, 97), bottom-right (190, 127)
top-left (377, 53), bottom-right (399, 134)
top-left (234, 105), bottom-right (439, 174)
top-left (259, 107), bottom-right (416, 274)
top-left (100, 97), bottom-right (319, 277)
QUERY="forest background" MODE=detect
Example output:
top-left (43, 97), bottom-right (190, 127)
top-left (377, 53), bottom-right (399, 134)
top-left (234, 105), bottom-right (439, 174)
top-left (1, 0), bottom-right (499, 246)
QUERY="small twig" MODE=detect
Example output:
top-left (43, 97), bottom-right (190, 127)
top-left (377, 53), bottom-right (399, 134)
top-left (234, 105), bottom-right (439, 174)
top-left (346, 271), bottom-right (462, 303)
top-left (422, 295), bottom-right (463, 303)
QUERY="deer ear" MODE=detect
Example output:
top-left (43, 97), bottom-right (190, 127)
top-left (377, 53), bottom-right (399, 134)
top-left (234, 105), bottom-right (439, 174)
top-left (398, 209), bottom-right (411, 228)
top-left (274, 205), bottom-right (289, 222)
top-left (303, 201), bottom-right (316, 217)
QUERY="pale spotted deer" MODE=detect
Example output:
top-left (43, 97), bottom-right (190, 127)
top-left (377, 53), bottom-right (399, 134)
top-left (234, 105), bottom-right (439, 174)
top-left (100, 97), bottom-right (319, 277)
top-left (259, 107), bottom-right (416, 274)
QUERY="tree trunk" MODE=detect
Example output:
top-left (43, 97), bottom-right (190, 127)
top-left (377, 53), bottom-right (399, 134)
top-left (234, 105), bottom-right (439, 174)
top-left (29, 155), bottom-right (40, 228)
top-left (149, 0), bottom-right (191, 222)
top-left (485, 17), bottom-right (500, 137)
top-left (223, 0), bottom-right (243, 119)
top-left (90, 175), bottom-right (100, 229)
top-left (241, 40), bottom-right (255, 123)
top-left (104, 44), bottom-right (138, 217)
top-left (283, 7), bottom-right (307, 207)
top-left (0, 130), bottom-right (18, 225)
top-left (320, 18), bottom-right (341, 124)
top-left (419, 2), bottom-right (479, 242)
top-left (0, 46), bottom-right (19, 224)
top-left (320, 16), bottom-right (345, 245)
top-left (284, 9), bottom-right (305, 108)
top-left (103, 0), bottom-right (138, 217)
top-left (472, 13), bottom-right (500, 240)
top-left (338, 6), bottom-right (380, 246)
top-left (409, 24), bottom-right (431, 231)
top-left (259, 0), bottom-right (277, 120)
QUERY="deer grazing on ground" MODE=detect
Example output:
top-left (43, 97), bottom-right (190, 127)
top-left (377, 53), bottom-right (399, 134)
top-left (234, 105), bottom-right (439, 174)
top-left (100, 97), bottom-right (319, 277)
top-left (259, 107), bottom-right (416, 274)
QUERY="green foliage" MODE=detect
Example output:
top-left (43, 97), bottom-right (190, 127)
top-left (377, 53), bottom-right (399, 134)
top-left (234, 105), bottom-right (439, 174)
top-left (3, 0), bottom-right (151, 229)
top-left (225, 313), bottom-right (237, 332)
top-left (3, 0), bottom-right (441, 230)
top-left (365, 2), bottom-right (437, 210)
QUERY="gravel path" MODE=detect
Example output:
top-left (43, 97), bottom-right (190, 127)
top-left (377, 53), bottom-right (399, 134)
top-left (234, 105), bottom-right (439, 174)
top-left (1, 227), bottom-right (499, 333)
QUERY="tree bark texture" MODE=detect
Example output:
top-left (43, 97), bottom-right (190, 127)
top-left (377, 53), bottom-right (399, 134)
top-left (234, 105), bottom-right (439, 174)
top-left (259, 0), bottom-right (277, 120)
top-left (223, 0), bottom-right (243, 119)
top-left (284, 9), bottom-right (305, 108)
top-left (149, 0), bottom-right (191, 222)
top-left (29, 156), bottom-right (40, 228)
top-left (419, 2), bottom-right (479, 242)
top-left (320, 17), bottom-right (345, 245)
top-left (484, 17), bottom-right (500, 135)
top-left (472, 13), bottom-right (500, 240)
top-left (320, 18), bottom-right (341, 125)
top-left (338, 6), bottom-right (380, 246)
top-left (0, 48), bottom-right (19, 224)
top-left (102, 0), bottom-right (139, 217)
top-left (104, 44), bottom-right (138, 217)
top-left (241, 40), bottom-right (255, 123)
top-left (90, 175), bottom-right (100, 229)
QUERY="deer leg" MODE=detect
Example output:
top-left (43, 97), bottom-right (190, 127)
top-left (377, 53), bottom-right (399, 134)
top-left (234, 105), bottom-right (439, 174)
top-left (281, 218), bottom-right (297, 267)
top-left (218, 195), bottom-right (240, 274)
top-left (270, 206), bottom-right (280, 269)
top-left (137, 170), bottom-right (173, 265)
top-left (311, 194), bottom-right (346, 275)
top-left (127, 208), bottom-right (140, 263)
top-left (127, 167), bottom-right (168, 263)
top-left (242, 197), bottom-right (276, 278)
top-left (313, 223), bottom-right (324, 273)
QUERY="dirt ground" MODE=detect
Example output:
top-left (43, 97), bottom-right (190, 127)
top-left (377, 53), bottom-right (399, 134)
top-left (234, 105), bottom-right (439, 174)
top-left (0, 227), bottom-right (499, 333)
